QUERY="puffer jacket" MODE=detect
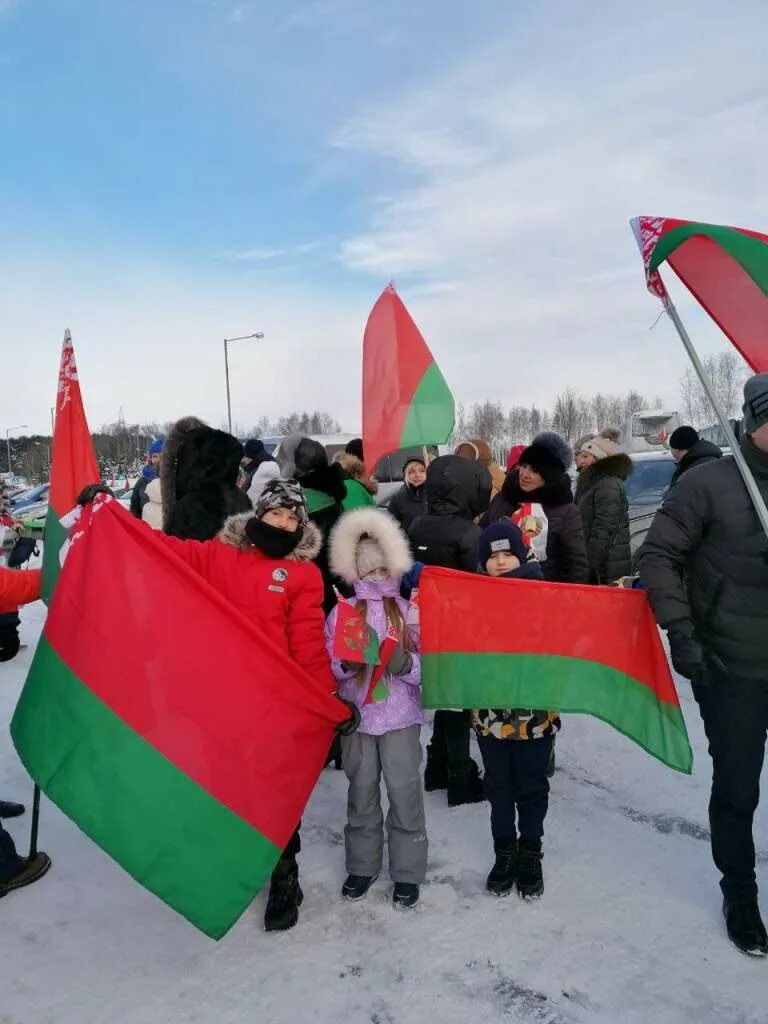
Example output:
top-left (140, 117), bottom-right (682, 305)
top-left (408, 455), bottom-right (492, 571)
top-left (669, 438), bottom-right (722, 488)
top-left (575, 453), bottom-right (633, 582)
top-left (639, 437), bottom-right (768, 679)
top-left (484, 470), bottom-right (589, 583)
top-left (141, 478), bottom-right (164, 530)
top-left (158, 515), bottom-right (336, 691)
top-left (389, 482), bottom-right (428, 533)
top-left (0, 566), bottom-right (41, 614)
top-left (326, 577), bottom-right (421, 737)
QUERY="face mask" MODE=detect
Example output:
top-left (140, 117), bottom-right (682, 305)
top-left (362, 568), bottom-right (388, 582)
top-left (245, 517), bottom-right (304, 559)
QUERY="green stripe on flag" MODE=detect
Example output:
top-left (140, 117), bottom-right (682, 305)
top-left (649, 222), bottom-right (768, 294)
top-left (12, 637), bottom-right (280, 938)
top-left (399, 361), bottom-right (455, 449)
top-left (41, 509), bottom-right (68, 604)
top-left (422, 652), bottom-right (692, 774)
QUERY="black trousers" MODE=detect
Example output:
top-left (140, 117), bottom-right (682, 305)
top-left (427, 710), bottom-right (472, 771)
top-left (693, 672), bottom-right (768, 901)
top-left (477, 734), bottom-right (553, 844)
top-left (275, 826), bottom-right (301, 871)
top-left (0, 822), bottom-right (22, 884)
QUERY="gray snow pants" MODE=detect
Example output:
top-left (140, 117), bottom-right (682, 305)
top-left (341, 725), bottom-right (428, 884)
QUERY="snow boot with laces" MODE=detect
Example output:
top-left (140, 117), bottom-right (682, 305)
top-left (342, 873), bottom-right (378, 901)
top-left (264, 859), bottom-right (303, 931)
top-left (723, 898), bottom-right (768, 957)
top-left (392, 882), bottom-right (419, 909)
top-left (486, 840), bottom-right (517, 896)
top-left (516, 839), bottom-right (544, 900)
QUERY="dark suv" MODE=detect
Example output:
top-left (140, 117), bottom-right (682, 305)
top-left (627, 451), bottom-right (678, 568)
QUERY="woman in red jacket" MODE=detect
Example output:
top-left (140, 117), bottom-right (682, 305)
top-left (155, 478), bottom-right (357, 933)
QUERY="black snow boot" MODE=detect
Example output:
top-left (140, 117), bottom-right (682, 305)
top-left (424, 747), bottom-right (448, 792)
top-left (0, 852), bottom-right (52, 897)
top-left (392, 882), bottom-right (419, 909)
top-left (516, 839), bottom-right (544, 900)
top-left (0, 801), bottom-right (25, 819)
top-left (264, 859), bottom-right (303, 932)
top-left (486, 840), bottom-right (517, 896)
top-left (447, 760), bottom-right (485, 807)
top-left (723, 898), bottom-right (768, 958)
top-left (341, 873), bottom-right (378, 901)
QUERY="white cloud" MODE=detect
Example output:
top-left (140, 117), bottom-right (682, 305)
top-left (332, 0), bottom-right (768, 413)
top-left (225, 246), bottom-right (286, 262)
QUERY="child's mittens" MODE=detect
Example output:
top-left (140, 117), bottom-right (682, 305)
top-left (387, 644), bottom-right (413, 677)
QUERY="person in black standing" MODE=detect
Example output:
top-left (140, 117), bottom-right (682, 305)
top-left (668, 425), bottom-right (722, 488)
top-left (639, 374), bottom-right (768, 958)
top-left (408, 455), bottom-right (491, 805)
top-left (388, 456), bottom-right (428, 533)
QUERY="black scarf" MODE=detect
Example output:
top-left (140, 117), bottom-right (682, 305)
top-left (245, 518), bottom-right (304, 559)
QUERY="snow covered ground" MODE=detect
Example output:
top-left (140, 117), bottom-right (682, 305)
top-left (1, 593), bottom-right (766, 1024)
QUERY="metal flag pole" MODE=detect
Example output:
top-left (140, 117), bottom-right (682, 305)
top-left (28, 784), bottom-right (41, 857)
top-left (664, 295), bottom-right (768, 541)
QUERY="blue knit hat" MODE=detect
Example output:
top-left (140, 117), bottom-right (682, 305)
top-left (149, 437), bottom-right (165, 455)
top-left (479, 520), bottom-right (529, 570)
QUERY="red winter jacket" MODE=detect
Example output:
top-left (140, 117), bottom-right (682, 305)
top-left (158, 514), bottom-right (335, 693)
top-left (0, 566), bottom-right (41, 614)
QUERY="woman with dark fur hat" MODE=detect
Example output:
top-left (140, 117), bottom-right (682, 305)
top-left (160, 417), bottom-right (252, 541)
top-left (485, 432), bottom-right (589, 584)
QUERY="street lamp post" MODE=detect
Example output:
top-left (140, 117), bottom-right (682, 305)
top-left (224, 333), bottom-right (264, 435)
top-left (5, 425), bottom-right (28, 476)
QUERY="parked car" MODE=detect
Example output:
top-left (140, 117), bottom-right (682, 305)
top-left (11, 483), bottom-right (50, 511)
top-left (626, 450), bottom-right (678, 569)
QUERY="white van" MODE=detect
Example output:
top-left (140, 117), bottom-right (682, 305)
top-left (620, 409), bottom-right (680, 454)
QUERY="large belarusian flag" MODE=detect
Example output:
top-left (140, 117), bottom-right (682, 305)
top-left (12, 496), bottom-right (349, 939)
top-left (42, 329), bottom-right (100, 603)
top-left (362, 284), bottom-right (455, 472)
top-left (631, 216), bottom-right (768, 373)
top-left (419, 567), bottom-right (692, 774)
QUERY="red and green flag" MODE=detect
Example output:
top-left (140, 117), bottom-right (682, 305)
top-left (419, 567), bottom-right (692, 774)
top-left (631, 216), bottom-right (768, 373)
top-left (332, 593), bottom-right (381, 665)
top-left (12, 496), bottom-right (349, 939)
top-left (42, 329), bottom-right (100, 603)
top-left (362, 284), bottom-right (455, 472)
top-left (363, 626), bottom-right (400, 705)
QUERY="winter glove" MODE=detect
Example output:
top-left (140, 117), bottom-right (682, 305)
top-left (400, 561), bottom-right (424, 599)
top-left (386, 644), bottom-right (413, 678)
top-left (335, 698), bottom-right (361, 736)
top-left (76, 484), bottom-right (114, 506)
top-left (667, 626), bottom-right (705, 684)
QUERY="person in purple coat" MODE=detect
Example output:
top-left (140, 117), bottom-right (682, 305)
top-left (326, 508), bottom-right (426, 910)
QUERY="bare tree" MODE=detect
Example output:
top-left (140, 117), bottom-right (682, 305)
top-left (551, 388), bottom-right (581, 441)
top-left (679, 351), bottom-right (748, 426)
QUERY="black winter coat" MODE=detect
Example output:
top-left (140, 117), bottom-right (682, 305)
top-left (408, 456), bottom-right (491, 571)
top-left (484, 470), bottom-right (589, 584)
top-left (639, 438), bottom-right (768, 679)
top-left (669, 439), bottom-right (722, 488)
top-left (129, 473), bottom-right (152, 518)
top-left (389, 482), bottom-right (427, 533)
top-left (299, 462), bottom-right (348, 612)
top-left (575, 453), bottom-right (633, 582)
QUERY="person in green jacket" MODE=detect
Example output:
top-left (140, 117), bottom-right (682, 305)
top-left (336, 441), bottom-right (378, 511)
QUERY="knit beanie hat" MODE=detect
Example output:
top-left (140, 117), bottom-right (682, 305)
top-left (149, 437), bottom-right (165, 456)
top-left (244, 438), bottom-right (266, 459)
top-left (742, 374), bottom-right (768, 435)
top-left (518, 431), bottom-right (572, 482)
top-left (581, 435), bottom-right (620, 461)
top-left (346, 438), bottom-right (364, 461)
top-left (668, 426), bottom-right (699, 451)
top-left (254, 478), bottom-right (308, 526)
top-left (356, 537), bottom-right (387, 578)
top-left (573, 433), bottom-right (595, 455)
top-left (479, 520), bottom-right (529, 569)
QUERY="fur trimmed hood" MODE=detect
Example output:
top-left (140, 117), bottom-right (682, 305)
top-left (336, 452), bottom-right (379, 496)
top-left (217, 513), bottom-right (323, 563)
top-left (329, 507), bottom-right (412, 584)
top-left (577, 452), bottom-right (633, 486)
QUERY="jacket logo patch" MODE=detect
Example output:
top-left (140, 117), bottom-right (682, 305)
top-left (272, 568), bottom-right (289, 583)
top-left (268, 584), bottom-right (285, 593)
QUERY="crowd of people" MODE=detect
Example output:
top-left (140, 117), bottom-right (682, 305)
top-left (2, 372), bottom-right (768, 958)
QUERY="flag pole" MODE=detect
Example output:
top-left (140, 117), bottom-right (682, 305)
top-left (663, 295), bottom-right (768, 541)
top-left (28, 784), bottom-right (41, 857)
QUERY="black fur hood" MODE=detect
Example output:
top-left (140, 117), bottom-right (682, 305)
top-left (501, 468), bottom-right (574, 509)
top-left (576, 453), bottom-right (633, 492)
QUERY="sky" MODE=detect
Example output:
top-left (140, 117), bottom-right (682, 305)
top-left (1, 0), bottom-right (766, 436)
